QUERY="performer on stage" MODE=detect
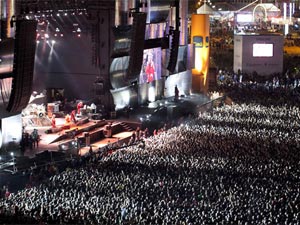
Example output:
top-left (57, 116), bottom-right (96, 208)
top-left (65, 114), bottom-right (71, 124)
top-left (174, 85), bottom-right (179, 101)
top-left (31, 129), bottom-right (40, 148)
top-left (77, 101), bottom-right (83, 115)
top-left (71, 110), bottom-right (77, 123)
top-left (51, 115), bottom-right (56, 128)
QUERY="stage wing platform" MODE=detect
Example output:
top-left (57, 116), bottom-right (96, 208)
top-left (23, 117), bottom-right (140, 158)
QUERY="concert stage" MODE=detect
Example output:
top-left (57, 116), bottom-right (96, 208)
top-left (21, 93), bottom-right (210, 158)
top-left (0, 93), bottom-right (212, 176)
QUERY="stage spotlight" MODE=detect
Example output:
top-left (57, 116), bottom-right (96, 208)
top-left (51, 40), bottom-right (56, 44)
top-left (10, 152), bottom-right (14, 156)
top-left (0, 156), bottom-right (2, 160)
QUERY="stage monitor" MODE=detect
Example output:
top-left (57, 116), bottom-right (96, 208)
top-left (139, 48), bottom-right (162, 84)
top-left (253, 43), bottom-right (273, 57)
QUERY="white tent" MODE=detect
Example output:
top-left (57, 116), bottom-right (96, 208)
top-left (197, 2), bottom-right (215, 15)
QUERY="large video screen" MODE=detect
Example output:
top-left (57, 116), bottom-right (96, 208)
top-left (236, 14), bottom-right (253, 23)
top-left (139, 48), bottom-right (161, 84)
top-left (253, 43), bottom-right (273, 57)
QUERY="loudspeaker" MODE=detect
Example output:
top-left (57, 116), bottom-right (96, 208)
top-left (167, 30), bottom-right (180, 73)
top-left (6, 19), bottom-right (37, 113)
top-left (126, 12), bottom-right (147, 80)
top-left (1, 19), bottom-right (7, 39)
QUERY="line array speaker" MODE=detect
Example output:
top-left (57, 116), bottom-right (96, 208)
top-left (126, 12), bottom-right (147, 80)
top-left (6, 19), bottom-right (37, 113)
top-left (167, 30), bottom-right (180, 73)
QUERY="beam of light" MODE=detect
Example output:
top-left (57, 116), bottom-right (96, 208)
top-left (148, 85), bottom-right (156, 102)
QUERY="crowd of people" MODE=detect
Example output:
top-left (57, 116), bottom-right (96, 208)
top-left (216, 67), bottom-right (300, 90)
top-left (0, 82), bottom-right (300, 224)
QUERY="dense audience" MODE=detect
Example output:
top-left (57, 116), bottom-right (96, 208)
top-left (1, 83), bottom-right (300, 224)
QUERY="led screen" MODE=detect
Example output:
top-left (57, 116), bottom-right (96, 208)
top-left (139, 48), bottom-right (161, 84)
top-left (253, 43), bottom-right (273, 57)
top-left (236, 14), bottom-right (253, 23)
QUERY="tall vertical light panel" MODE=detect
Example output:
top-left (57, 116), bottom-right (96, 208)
top-left (191, 14), bottom-right (210, 93)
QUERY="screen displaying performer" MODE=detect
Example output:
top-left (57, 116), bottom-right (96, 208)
top-left (139, 48), bottom-right (161, 84)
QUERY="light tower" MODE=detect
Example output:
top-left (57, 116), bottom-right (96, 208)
top-left (191, 1), bottom-right (213, 93)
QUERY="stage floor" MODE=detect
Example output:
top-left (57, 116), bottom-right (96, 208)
top-left (23, 118), bottom-right (135, 158)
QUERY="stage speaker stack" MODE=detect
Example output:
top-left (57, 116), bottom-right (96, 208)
top-left (1, 19), bottom-right (7, 39)
top-left (6, 19), bottom-right (37, 113)
top-left (167, 30), bottom-right (180, 73)
top-left (126, 12), bottom-right (147, 80)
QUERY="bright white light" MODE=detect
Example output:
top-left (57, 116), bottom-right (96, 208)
top-left (148, 86), bottom-right (156, 102)
top-left (64, 13), bottom-right (68, 16)
top-left (55, 28), bottom-right (60, 32)
top-left (195, 48), bottom-right (203, 71)
top-left (0, 156), bottom-right (2, 160)
top-left (253, 43), bottom-right (273, 57)
top-left (10, 152), bottom-right (14, 156)
top-left (57, 13), bottom-right (60, 17)
top-left (51, 40), bottom-right (56, 44)
top-left (36, 40), bottom-right (40, 44)
top-left (218, 8), bottom-right (222, 11)
top-left (46, 40), bottom-right (49, 44)
top-left (236, 14), bottom-right (253, 23)
top-left (45, 33), bottom-right (49, 38)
